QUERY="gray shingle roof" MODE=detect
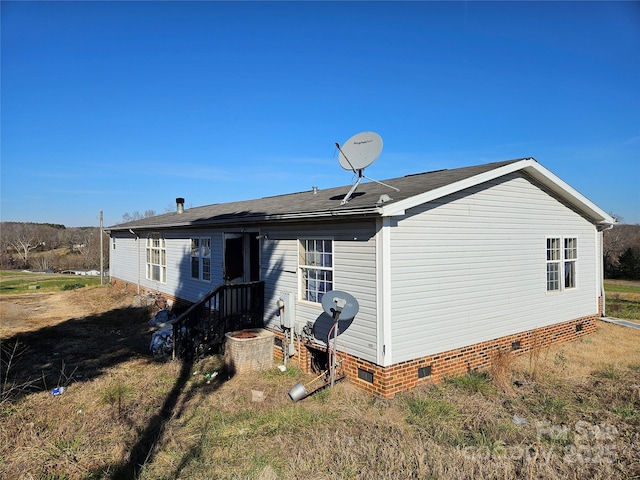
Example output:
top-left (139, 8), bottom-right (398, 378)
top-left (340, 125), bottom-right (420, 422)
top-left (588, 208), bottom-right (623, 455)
top-left (107, 158), bottom-right (526, 231)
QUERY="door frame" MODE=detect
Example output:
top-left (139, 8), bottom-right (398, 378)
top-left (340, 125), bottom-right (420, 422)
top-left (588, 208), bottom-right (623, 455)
top-left (223, 231), bottom-right (260, 283)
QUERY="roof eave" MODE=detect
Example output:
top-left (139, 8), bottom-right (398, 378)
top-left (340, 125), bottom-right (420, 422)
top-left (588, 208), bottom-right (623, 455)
top-left (106, 206), bottom-right (382, 232)
top-left (377, 158), bottom-right (615, 228)
top-left (378, 158), bottom-right (537, 217)
top-left (520, 162), bottom-right (615, 228)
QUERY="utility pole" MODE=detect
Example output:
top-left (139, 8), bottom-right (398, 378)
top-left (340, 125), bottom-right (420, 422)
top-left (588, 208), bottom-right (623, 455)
top-left (100, 210), bottom-right (104, 285)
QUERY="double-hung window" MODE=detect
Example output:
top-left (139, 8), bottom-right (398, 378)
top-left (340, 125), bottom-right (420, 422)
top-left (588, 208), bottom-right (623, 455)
top-left (564, 238), bottom-right (577, 289)
top-left (299, 239), bottom-right (333, 303)
top-left (546, 237), bottom-right (577, 292)
top-left (146, 234), bottom-right (166, 283)
top-left (191, 237), bottom-right (211, 282)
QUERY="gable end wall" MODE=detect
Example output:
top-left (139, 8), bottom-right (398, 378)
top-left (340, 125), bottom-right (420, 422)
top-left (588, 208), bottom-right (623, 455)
top-left (388, 172), bottom-right (600, 365)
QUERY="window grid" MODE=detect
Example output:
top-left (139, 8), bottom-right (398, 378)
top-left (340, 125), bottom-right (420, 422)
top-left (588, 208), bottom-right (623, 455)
top-left (299, 239), bottom-right (333, 303)
top-left (146, 234), bottom-right (166, 283)
top-left (546, 237), bottom-right (577, 292)
top-left (564, 238), bottom-right (577, 289)
top-left (546, 238), bottom-right (561, 291)
top-left (191, 237), bottom-right (211, 281)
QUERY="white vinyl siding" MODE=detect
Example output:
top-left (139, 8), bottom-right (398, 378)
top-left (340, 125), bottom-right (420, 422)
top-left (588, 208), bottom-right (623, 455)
top-left (387, 173), bottom-right (598, 365)
top-left (108, 170), bottom-right (604, 371)
top-left (108, 233), bottom-right (138, 284)
top-left (170, 230), bottom-right (223, 302)
top-left (112, 222), bottom-right (378, 364)
top-left (261, 221), bottom-right (378, 363)
top-left (110, 230), bottom-right (224, 303)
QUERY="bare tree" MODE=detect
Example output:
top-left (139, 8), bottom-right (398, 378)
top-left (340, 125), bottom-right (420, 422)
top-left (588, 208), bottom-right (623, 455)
top-left (120, 209), bottom-right (156, 224)
top-left (33, 255), bottom-right (53, 272)
top-left (0, 222), bottom-right (111, 272)
top-left (603, 215), bottom-right (626, 277)
top-left (2, 223), bottom-right (43, 268)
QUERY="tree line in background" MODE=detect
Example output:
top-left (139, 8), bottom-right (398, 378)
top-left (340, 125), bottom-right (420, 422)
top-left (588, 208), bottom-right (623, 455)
top-left (604, 223), bottom-right (640, 280)
top-left (0, 222), bottom-right (108, 272)
top-left (1, 220), bottom-right (639, 279)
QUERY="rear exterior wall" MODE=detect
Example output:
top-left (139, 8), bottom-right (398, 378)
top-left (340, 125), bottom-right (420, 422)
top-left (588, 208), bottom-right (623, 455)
top-left (260, 220), bottom-right (379, 365)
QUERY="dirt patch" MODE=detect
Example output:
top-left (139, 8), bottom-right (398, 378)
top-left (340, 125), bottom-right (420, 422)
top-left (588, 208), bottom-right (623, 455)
top-left (1, 286), bottom-right (154, 399)
top-left (1, 288), bottom-right (137, 337)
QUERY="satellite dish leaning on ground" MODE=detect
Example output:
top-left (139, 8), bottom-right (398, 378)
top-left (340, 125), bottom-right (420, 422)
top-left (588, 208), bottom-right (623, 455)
top-left (338, 131), bottom-right (383, 172)
top-left (321, 290), bottom-right (360, 321)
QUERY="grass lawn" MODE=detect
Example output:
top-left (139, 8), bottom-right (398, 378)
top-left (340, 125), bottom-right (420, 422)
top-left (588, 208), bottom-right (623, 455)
top-left (0, 269), bottom-right (103, 294)
top-left (1, 279), bottom-right (639, 479)
top-left (604, 279), bottom-right (640, 321)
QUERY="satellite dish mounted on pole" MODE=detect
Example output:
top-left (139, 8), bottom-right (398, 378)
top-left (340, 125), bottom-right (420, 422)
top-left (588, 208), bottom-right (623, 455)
top-left (321, 290), bottom-right (359, 387)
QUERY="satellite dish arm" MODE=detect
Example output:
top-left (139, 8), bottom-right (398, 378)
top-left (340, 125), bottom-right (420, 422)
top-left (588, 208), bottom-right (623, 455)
top-left (361, 174), bottom-right (400, 192)
top-left (335, 142), bottom-right (357, 173)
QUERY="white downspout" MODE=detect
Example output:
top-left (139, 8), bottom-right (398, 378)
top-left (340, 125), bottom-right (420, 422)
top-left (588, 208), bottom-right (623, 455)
top-left (376, 217), bottom-right (393, 367)
top-left (599, 223), bottom-right (614, 317)
top-left (129, 229), bottom-right (140, 294)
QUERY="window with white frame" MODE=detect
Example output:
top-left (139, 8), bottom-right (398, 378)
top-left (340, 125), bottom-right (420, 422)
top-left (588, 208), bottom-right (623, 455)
top-left (546, 238), bottom-right (561, 291)
top-left (146, 233), bottom-right (166, 283)
top-left (191, 237), bottom-right (211, 281)
top-left (299, 239), bottom-right (333, 303)
top-left (564, 237), bottom-right (577, 289)
top-left (546, 237), bottom-right (577, 292)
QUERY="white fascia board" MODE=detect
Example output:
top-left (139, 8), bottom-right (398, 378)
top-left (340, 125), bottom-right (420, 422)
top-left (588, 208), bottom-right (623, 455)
top-left (378, 158), bottom-right (616, 228)
top-left (378, 159), bottom-right (536, 217)
top-left (519, 162), bottom-right (616, 228)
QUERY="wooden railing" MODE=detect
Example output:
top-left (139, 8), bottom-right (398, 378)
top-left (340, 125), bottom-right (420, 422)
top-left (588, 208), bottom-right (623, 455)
top-left (172, 281), bottom-right (265, 360)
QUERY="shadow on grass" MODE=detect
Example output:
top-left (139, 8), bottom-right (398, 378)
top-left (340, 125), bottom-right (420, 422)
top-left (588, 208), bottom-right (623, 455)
top-left (107, 360), bottom-right (235, 480)
top-left (1, 305), bottom-right (153, 401)
top-left (107, 358), bottom-right (193, 479)
top-left (1, 298), bottom-right (236, 480)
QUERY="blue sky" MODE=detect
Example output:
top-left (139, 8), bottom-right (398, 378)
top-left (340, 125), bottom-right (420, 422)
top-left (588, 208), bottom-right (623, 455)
top-left (1, 1), bottom-right (638, 227)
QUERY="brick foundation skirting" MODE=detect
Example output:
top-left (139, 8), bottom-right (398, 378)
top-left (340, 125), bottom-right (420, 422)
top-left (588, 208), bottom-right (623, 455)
top-left (110, 277), bottom-right (601, 398)
top-left (271, 312), bottom-right (599, 398)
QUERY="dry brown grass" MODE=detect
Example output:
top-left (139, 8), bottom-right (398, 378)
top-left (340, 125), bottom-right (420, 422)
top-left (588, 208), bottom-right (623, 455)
top-left (1, 287), bottom-right (639, 479)
top-left (489, 347), bottom-right (515, 392)
top-left (513, 320), bottom-right (640, 381)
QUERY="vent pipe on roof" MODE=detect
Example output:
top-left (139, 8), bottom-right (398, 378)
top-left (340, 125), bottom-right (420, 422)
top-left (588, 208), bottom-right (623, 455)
top-left (176, 197), bottom-right (185, 214)
top-left (312, 186), bottom-right (318, 195)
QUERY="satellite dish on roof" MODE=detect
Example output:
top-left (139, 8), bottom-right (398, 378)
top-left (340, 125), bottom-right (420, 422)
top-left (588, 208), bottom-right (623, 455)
top-left (338, 131), bottom-right (383, 172)
top-left (335, 131), bottom-right (398, 205)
